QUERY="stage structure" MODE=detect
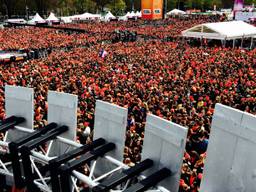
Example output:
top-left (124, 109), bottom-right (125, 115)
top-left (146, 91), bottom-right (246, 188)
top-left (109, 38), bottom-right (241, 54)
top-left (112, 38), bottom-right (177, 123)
top-left (0, 85), bottom-right (189, 192)
top-left (141, 0), bottom-right (164, 20)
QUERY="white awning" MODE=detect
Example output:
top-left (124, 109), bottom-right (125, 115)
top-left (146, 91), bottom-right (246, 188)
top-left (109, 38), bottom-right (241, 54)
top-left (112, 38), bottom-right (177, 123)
top-left (6, 19), bottom-right (27, 24)
top-left (60, 16), bottom-right (73, 23)
top-left (46, 12), bottom-right (59, 22)
top-left (182, 21), bottom-right (256, 40)
top-left (28, 13), bottom-right (46, 24)
top-left (167, 9), bottom-right (186, 15)
top-left (103, 11), bottom-right (116, 21)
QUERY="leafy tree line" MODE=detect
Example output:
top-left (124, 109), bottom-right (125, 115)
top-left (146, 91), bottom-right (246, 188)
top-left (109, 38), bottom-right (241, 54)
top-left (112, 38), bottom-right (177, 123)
top-left (0, 0), bottom-right (255, 17)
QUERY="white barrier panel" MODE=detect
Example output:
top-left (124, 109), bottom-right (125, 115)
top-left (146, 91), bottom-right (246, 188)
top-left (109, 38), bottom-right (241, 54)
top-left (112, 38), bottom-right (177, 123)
top-left (94, 100), bottom-right (128, 173)
top-left (141, 114), bottom-right (188, 192)
top-left (5, 85), bottom-right (34, 141)
top-left (47, 91), bottom-right (78, 156)
top-left (200, 104), bottom-right (256, 192)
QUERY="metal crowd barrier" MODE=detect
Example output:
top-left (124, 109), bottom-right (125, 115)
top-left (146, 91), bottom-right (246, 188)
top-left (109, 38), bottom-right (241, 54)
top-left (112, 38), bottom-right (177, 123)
top-left (0, 86), bottom-right (190, 192)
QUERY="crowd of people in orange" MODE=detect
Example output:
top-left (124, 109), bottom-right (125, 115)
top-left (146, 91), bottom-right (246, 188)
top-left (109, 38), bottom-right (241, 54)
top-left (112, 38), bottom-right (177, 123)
top-left (0, 16), bottom-right (255, 191)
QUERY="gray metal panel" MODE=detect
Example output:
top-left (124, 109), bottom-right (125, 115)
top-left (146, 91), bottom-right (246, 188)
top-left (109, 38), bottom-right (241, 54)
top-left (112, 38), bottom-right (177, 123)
top-left (200, 104), bottom-right (256, 192)
top-left (94, 100), bottom-right (127, 174)
top-left (228, 112), bottom-right (256, 192)
top-left (5, 85), bottom-right (34, 141)
top-left (47, 91), bottom-right (78, 157)
top-left (141, 114), bottom-right (188, 192)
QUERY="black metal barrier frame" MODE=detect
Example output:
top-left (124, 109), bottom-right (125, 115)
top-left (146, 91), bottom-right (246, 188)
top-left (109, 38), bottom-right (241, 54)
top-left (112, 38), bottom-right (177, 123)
top-left (0, 116), bottom-right (25, 133)
top-left (8, 122), bottom-right (59, 188)
top-left (19, 125), bottom-right (69, 191)
top-left (0, 117), bottom-right (172, 192)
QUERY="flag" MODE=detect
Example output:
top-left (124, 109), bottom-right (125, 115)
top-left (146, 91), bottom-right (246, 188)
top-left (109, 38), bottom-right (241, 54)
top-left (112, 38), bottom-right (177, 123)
top-left (99, 49), bottom-right (108, 59)
top-left (234, 0), bottom-right (244, 11)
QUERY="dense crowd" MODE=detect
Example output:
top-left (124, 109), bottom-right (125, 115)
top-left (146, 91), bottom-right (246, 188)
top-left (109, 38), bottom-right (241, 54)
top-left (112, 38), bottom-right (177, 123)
top-left (61, 15), bottom-right (221, 40)
top-left (0, 28), bottom-right (93, 50)
top-left (0, 15), bottom-right (220, 52)
top-left (0, 16), bottom-right (255, 191)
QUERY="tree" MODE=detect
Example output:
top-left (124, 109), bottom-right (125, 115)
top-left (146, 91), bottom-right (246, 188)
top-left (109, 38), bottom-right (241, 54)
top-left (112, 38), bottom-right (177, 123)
top-left (106, 0), bottom-right (126, 15)
top-left (1, 0), bottom-right (242, 17)
top-left (133, 0), bottom-right (140, 11)
top-left (2, 0), bottom-right (16, 17)
top-left (92, 0), bottom-right (110, 12)
top-left (34, 0), bottom-right (46, 15)
top-left (244, 0), bottom-right (256, 5)
top-left (57, 0), bottom-right (76, 16)
top-left (83, 0), bottom-right (97, 13)
top-left (211, 0), bottom-right (223, 9)
top-left (74, 0), bottom-right (97, 13)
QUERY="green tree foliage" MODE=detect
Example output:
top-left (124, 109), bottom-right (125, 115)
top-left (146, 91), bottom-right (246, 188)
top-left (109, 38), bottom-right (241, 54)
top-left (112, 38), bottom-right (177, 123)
top-left (92, 0), bottom-right (110, 11)
top-left (1, 0), bottom-right (256, 17)
top-left (1, 0), bottom-right (15, 16)
top-left (74, 0), bottom-right (97, 13)
top-left (107, 0), bottom-right (126, 15)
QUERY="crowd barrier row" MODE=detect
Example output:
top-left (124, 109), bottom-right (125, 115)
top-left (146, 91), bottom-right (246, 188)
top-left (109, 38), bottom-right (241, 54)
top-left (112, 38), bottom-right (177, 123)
top-left (0, 85), bottom-right (255, 192)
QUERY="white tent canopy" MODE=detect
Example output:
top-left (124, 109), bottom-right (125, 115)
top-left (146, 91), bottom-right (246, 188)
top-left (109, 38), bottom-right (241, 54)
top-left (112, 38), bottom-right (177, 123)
top-left (6, 18), bottom-right (27, 24)
top-left (118, 15), bottom-right (128, 21)
top-left (72, 12), bottom-right (101, 20)
top-left (103, 11), bottom-right (116, 21)
top-left (70, 14), bottom-right (80, 20)
top-left (135, 11), bottom-right (142, 18)
top-left (167, 9), bottom-right (186, 15)
top-left (28, 13), bottom-right (46, 24)
top-left (182, 21), bottom-right (256, 40)
top-left (60, 16), bottom-right (73, 23)
top-left (129, 11), bottom-right (137, 18)
top-left (90, 14), bottom-right (101, 19)
top-left (122, 11), bottom-right (138, 19)
top-left (80, 12), bottom-right (93, 20)
top-left (46, 12), bottom-right (59, 22)
top-left (123, 12), bottom-right (131, 18)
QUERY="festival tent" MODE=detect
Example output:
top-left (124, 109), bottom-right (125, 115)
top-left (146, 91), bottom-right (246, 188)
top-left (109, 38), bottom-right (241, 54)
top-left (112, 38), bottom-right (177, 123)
top-left (90, 14), bottom-right (101, 20)
top-left (135, 11), bottom-right (142, 18)
top-left (125, 11), bottom-right (135, 18)
top-left (182, 21), bottom-right (256, 40)
top-left (118, 15), bottom-right (128, 21)
top-left (73, 13), bottom-right (101, 21)
top-left (118, 11), bottom-right (135, 21)
top-left (103, 11), bottom-right (116, 21)
top-left (129, 11), bottom-right (137, 18)
top-left (81, 13), bottom-right (95, 20)
top-left (79, 12), bottom-right (93, 20)
top-left (28, 13), bottom-right (46, 25)
top-left (60, 16), bottom-right (73, 23)
top-left (167, 9), bottom-right (186, 15)
top-left (6, 19), bottom-right (27, 24)
top-left (46, 12), bottom-right (60, 24)
top-left (123, 12), bottom-right (131, 18)
top-left (69, 14), bottom-right (81, 21)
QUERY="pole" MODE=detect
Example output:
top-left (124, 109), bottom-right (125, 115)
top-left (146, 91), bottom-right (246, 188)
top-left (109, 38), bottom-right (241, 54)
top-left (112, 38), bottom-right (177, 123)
top-left (4, 4), bottom-right (8, 19)
top-left (163, 0), bottom-right (167, 19)
top-left (241, 36), bottom-right (244, 48)
top-left (250, 37), bottom-right (253, 50)
top-left (26, 6), bottom-right (29, 21)
top-left (25, 0), bottom-right (29, 20)
top-left (131, 0), bottom-right (134, 11)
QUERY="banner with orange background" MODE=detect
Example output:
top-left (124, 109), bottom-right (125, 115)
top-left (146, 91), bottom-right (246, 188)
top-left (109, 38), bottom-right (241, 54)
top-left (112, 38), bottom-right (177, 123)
top-left (141, 0), bottom-right (163, 20)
